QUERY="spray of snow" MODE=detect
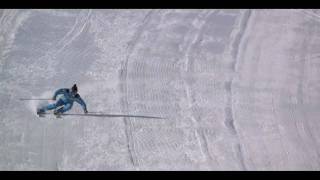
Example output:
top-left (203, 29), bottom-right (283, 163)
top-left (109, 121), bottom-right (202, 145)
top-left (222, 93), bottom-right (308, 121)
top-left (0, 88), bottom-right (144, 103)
top-left (27, 91), bottom-right (53, 114)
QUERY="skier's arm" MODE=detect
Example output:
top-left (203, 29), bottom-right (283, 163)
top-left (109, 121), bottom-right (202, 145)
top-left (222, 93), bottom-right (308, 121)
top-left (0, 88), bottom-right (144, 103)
top-left (75, 94), bottom-right (88, 113)
top-left (52, 88), bottom-right (67, 100)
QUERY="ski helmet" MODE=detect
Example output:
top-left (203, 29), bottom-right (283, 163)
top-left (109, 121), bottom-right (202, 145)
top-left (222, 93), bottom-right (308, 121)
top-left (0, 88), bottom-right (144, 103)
top-left (71, 84), bottom-right (78, 92)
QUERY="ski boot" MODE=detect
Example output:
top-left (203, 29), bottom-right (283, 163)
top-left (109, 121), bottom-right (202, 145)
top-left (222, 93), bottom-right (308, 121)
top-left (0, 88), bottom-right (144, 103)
top-left (37, 108), bottom-right (45, 117)
top-left (54, 108), bottom-right (63, 118)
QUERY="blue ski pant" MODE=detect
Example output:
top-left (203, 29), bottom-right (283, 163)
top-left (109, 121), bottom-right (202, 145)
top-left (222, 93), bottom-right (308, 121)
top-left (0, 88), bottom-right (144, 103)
top-left (42, 99), bottom-right (73, 113)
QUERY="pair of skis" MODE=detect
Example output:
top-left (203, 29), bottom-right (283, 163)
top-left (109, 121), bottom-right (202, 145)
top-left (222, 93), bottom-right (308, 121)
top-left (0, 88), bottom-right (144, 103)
top-left (21, 98), bottom-right (164, 119)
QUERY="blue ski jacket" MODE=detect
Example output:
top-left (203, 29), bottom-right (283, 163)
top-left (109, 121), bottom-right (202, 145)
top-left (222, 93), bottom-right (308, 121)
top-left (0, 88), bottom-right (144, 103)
top-left (53, 88), bottom-right (87, 111)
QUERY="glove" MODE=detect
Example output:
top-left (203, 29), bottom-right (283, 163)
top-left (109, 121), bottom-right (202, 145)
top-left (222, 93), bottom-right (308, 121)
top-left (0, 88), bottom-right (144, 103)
top-left (84, 109), bottom-right (88, 114)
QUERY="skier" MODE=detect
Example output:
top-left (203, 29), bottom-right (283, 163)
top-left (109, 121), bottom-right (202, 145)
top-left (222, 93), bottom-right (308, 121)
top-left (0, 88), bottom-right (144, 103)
top-left (37, 84), bottom-right (88, 117)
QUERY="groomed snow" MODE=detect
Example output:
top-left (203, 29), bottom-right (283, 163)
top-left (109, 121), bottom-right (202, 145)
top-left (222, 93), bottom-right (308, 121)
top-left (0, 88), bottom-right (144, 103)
top-left (1, 9), bottom-right (320, 170)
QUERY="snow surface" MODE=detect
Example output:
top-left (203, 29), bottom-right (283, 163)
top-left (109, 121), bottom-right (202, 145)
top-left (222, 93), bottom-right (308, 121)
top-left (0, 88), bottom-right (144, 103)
top-left (1, 9), bottom-right (320, 170)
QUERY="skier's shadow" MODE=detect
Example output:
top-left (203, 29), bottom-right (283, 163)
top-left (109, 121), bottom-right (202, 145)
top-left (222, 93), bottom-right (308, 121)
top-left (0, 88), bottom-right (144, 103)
top-left (61, 113), bottom-right (165, 119)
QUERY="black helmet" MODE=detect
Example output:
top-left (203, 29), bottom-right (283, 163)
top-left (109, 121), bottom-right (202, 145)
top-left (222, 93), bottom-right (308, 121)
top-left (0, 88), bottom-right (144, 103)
top-left (71, 84), bottom-right (78, 92)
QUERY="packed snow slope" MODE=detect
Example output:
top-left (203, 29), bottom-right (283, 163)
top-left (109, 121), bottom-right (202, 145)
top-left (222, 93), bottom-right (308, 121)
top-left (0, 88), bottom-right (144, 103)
top-left (1, 9), bottom-right (320, 170)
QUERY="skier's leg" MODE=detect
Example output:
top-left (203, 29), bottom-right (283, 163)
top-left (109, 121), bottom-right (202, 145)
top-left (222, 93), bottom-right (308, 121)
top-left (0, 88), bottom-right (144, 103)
top-left (49, 99), bottom-right (64, 110)
top-left (40, 99), bottom-right (64, 112)
top-left (44, 103), bottom-right (58, 111)
top-left (57, 103), bottom-right (73, 113)
top-left (38, 101), bottom-right (57, 116)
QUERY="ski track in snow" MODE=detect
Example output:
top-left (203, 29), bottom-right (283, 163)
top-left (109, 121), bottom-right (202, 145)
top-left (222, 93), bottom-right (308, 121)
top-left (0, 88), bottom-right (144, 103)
top-left (1, 9), bottom-right (320, 170)
top-left (120, 9), bottom-right (155, 169)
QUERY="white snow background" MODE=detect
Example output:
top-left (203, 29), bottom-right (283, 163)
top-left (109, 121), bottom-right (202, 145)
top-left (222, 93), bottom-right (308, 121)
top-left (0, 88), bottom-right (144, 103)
top-left (1, 9), bottom-right (320, 170)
